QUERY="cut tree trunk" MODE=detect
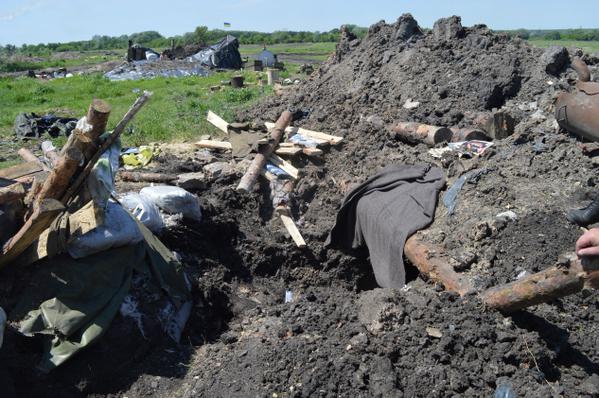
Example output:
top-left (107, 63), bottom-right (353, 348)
top-left (237, 110), bottom-right (293, 192)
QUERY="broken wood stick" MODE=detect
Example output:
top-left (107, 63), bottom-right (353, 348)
top-left (119, 171), bottom-right (178, 183)
top-left (264, 122), bottom-right (339, 145)
top-left (390, 122), bottom-right (453, 146)
top-left (237, 111), bottom-right (293, 192)
top-left (481, 262), bottom-right (588, 313)
top-left (0, 183), bottom-right (25, 205)
top-left (18, 148), bottom-right (50, 171)
top-left (302, 147), bottom-right (323, 157)
top-left (275, 146), bottom-right (303, 156)
top-left (61, 91), bottom-right (153, 204)
top-left (276, 206), bottom-right (306, 248)
top-left (0, 199), bottom-right (64, 269)
top-left (269, 153), bottom-right (299, 179)
top-left (404, 233), bottom-right (474, 296)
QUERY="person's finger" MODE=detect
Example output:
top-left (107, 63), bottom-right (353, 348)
top-left (576, 234), bottom-right (594, 252)
top-left (577, 246), bottom-right (599, 257)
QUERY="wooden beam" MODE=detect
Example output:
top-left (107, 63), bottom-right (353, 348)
top-left (0, 199), bottom-right (64, 269)
top-left (206, 111), bottom-right (229, 134)
top-left (302, 147), bottom-right (323, 157)
top-left (35, 148), bottom-right (83, 207)
top-left (276, 206), bottom-right (306, 248)
top-left (269, 153), bottom-right (299, 179)
top-left (264, 122), bottom-right (342, 145)
top-left (237, 111), bottom-right (294, 192)
top-left (404, 233), bottom-right (473, 296)
top-left (0, 161), bottom-right (43, 180)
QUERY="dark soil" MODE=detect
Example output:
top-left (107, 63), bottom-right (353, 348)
top-left (2, 14), bottom-right (599, 398)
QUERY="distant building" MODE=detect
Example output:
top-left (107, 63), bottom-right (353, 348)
top-left (258, 47), bottom-right (277, 67)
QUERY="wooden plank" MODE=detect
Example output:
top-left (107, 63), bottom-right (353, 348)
top-left (277, 206), bottom-right (306, 248)
top-left (264, 122), bottom-right (342, 145)
top-left (269, 153), bottom-right (299, 179)
top-left (302, 147), bottom-right (323, 157)
top-left (0, 199), bottom-right (65, 269)
top-left (207, 111), bottom-right (229, 134)
top-left (0, 161), bottom-right (43, 180)
top-left (260, 169), bottom-right (277, 182)
top-left (275, 146), bottom-right (303, 156)
top-left (195, 140), bottom-right (232, 151)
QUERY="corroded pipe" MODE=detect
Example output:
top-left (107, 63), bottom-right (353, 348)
top-left (555, 81), bottom-right (599, 142)
top-left (390, 122), bottom-right (453, 146)
top-left (571, 56), bottom-right (591, 82)
top-left (449, 128), bottom-right (491, 142)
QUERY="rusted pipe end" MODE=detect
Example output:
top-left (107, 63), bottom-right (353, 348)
top-left (429, 127), bottom-right (453, 145)
top-left (571, 56), bottom-right (591, 82)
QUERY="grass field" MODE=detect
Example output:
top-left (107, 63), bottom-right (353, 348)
top-left (0, 51), bottom-right (123, 73)
top-left (240, 42), bottom-right (336, 62)
top-left (528, 39), bottom-right (599, 53)
top-left (0, 71), bottom-right (273, 167)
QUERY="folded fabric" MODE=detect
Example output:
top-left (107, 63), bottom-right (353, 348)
top-left (326, 164), bottom-right (445, 288)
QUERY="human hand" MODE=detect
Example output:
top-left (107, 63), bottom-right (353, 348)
top-left (576, 228), bottom-right (599, 258)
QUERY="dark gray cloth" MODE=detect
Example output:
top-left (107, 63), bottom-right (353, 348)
top-left (326, 164), bottom-right (445, 288)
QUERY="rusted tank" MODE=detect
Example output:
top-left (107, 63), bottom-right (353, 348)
top-left (555, 81), bottom-right (599, 142)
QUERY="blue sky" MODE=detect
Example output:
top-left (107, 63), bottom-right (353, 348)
top-left (2, 0), bottom-right (599, 46)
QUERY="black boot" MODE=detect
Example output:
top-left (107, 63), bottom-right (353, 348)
top-left (567, 192), bottom-right (599, 226)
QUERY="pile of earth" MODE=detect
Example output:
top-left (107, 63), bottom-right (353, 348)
top-left (3, 14), bottom-right (599, 398)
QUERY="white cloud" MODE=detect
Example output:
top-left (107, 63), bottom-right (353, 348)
top-left (0, 0), bottom-right (49, 21)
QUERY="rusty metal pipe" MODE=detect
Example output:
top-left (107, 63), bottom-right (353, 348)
top-left (555, 83), bottom-right (599, 142)
top-left (449, 128), bottom-right (491, 142)
top-left (571, 56), bottom-right (591, 82)
top-left (390, 122), bottom-right (453, 146)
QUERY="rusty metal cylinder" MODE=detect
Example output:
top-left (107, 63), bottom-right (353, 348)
top-left (231, 75), bottom-right (245, 88)
top-left (571, 56), bottom-right (591, 82)
top-left (449, 128), bottom-right (491, 142)
top-left (390, 122), bottom-right (453, 146)
top-left (555, 83), bottom-right (599, 142)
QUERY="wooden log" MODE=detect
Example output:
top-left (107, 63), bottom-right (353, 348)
top-left (18, 148), bottom-right (50, 171)
top-left (120, 171), bottom-right (178, 183)
top-left (404, 233), bottom-right (473, 296)
top-left (0, 183), bottom-right (25, 205)
top-left (61, 99), bottom-right (111, 160)
top-left (269, 153), bottom-right (299, 179)
top-left (35, 148), bottom-right (83, 207)
top-left (390, 122), bottom-right (453, 146)
top-left (0, 161), bottom-right (43, 180)
top-left (61, 91), bottom-right (153, 204)
top-left (237, 111), bottom-right (294, 192)
top-left (0, 199), bottom-right (64, 268)
top-left (276, 206), bottom-right (306, 248)
top-left (481, 262), bottom-right (588, 313)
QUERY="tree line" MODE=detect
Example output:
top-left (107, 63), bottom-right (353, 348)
top-left (499, 28), bottom-right (599, 41)
top-left (0, 25), bottom-right (368, 57)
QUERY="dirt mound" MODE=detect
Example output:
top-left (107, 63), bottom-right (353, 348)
top-left (3, 15), bottom-right (599, 398)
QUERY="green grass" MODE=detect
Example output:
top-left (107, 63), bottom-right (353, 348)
top-left (0, 71), bottom-right (272, 167)
top-left (528, 39), bottom-right (599, 53)
top-left (240, 42), bottom-right (335, 62)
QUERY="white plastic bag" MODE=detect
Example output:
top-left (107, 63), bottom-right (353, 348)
top-left (140, 186), bottom-right (202, 221)
top-left (120, 192), bottom-right (165, 233)
top-left (67, 201), bottom-right (143, 259)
